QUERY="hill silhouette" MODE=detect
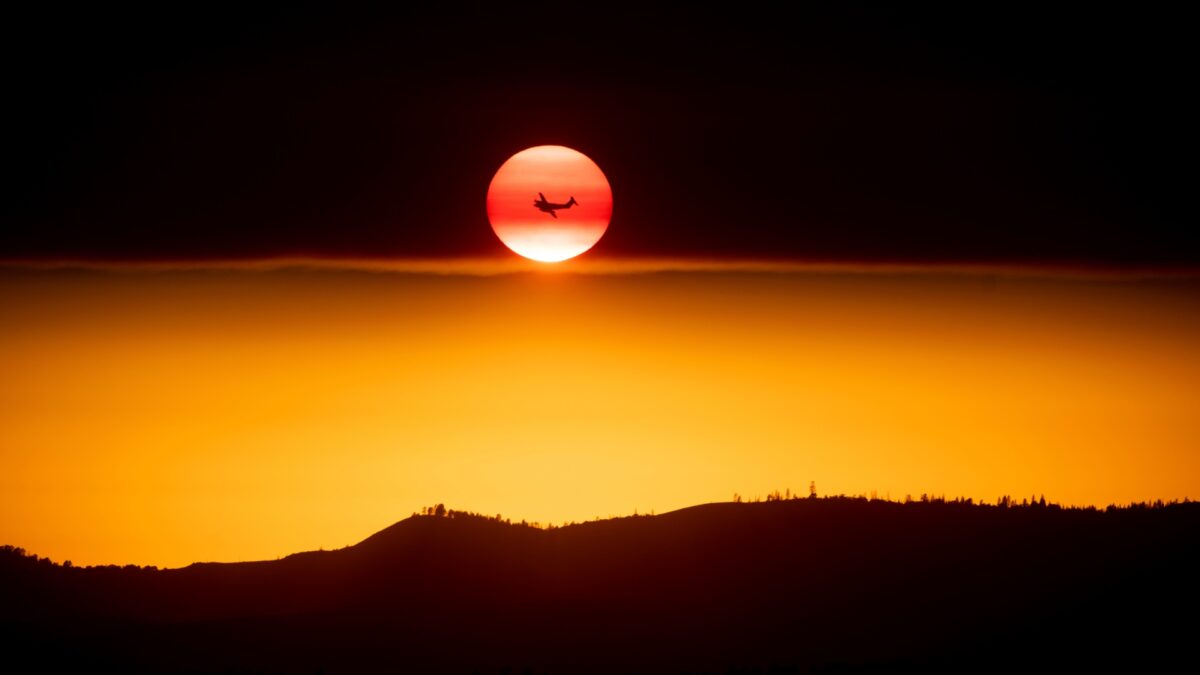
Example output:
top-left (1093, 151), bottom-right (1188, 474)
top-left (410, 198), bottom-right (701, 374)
top-left (2, 496), bottom-right (1197, 673)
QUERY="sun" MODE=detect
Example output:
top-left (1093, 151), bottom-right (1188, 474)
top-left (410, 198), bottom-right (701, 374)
top-left (486, 145), bottom-right (613, 262)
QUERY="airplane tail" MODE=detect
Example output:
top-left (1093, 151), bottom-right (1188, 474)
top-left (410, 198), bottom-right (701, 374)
top-left (567, 196), bottom-right (578, 207)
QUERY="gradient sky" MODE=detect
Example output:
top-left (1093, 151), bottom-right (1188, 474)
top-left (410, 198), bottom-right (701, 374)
top-left (1, 5), bottom-right (1195, 264)
top-left (1, 6), bottom-right (1198, 567)
top-left (3, 265), bottom-right (1199, 567)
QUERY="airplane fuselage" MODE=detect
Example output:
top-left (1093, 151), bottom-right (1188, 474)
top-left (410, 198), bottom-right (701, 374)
top-left (533, 194), bottom-right (577, 218)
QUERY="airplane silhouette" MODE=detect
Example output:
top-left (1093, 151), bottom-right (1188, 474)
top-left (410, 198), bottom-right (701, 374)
top-left (533, 193), bottom-right (578, 218)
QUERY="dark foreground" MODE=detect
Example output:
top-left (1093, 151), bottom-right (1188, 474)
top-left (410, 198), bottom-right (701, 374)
top-left (2, 498), bottom-right (1197, 673)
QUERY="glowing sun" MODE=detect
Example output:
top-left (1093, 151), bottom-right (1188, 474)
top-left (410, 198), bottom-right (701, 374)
top-left (487, 145), bottom-right (613, 262)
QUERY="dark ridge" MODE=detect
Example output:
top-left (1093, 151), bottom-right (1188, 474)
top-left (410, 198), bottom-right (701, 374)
top-left (2, 497), bottom-right (1197, 673)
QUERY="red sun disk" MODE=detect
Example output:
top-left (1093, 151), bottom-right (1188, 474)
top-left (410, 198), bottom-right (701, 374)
top-left (487, 146), bottom-right (613, 262)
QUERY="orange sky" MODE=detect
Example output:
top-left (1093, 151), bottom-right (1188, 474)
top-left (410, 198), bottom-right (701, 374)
top-left (2, 262), bottom-right (1198, 567)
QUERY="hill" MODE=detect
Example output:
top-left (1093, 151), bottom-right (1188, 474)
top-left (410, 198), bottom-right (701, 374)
top-left (2, 497), bottom-right (1197, 673)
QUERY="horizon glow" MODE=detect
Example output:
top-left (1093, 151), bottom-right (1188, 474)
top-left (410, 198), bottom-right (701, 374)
top-left (1, 266), bottom-right (1198, 567)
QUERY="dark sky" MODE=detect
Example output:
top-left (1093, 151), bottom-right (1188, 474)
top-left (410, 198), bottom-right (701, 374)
top-left (2, 4), bottom-right (1195, 264)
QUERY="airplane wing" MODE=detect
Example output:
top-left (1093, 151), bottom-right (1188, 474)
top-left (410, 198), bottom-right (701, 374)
top-left (548, 210), bottom-right (557, 218)
top-left (538, 192), bottom-right (547, 202)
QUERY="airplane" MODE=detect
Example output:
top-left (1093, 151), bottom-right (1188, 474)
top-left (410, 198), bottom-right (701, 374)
top-left (533, 192), bottom-right (578, 218)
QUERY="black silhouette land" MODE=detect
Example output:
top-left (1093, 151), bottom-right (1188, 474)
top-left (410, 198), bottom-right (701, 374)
top-left (2, 494), bottom-right (1196, 673)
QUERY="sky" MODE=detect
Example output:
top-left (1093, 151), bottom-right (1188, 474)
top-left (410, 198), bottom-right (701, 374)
top-left (1, 4), bottom-right (1195, 265)
top-left (1, 6), bottom-right (1198, 567)
top-left (3, 266), bottom-right (1199, 567)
